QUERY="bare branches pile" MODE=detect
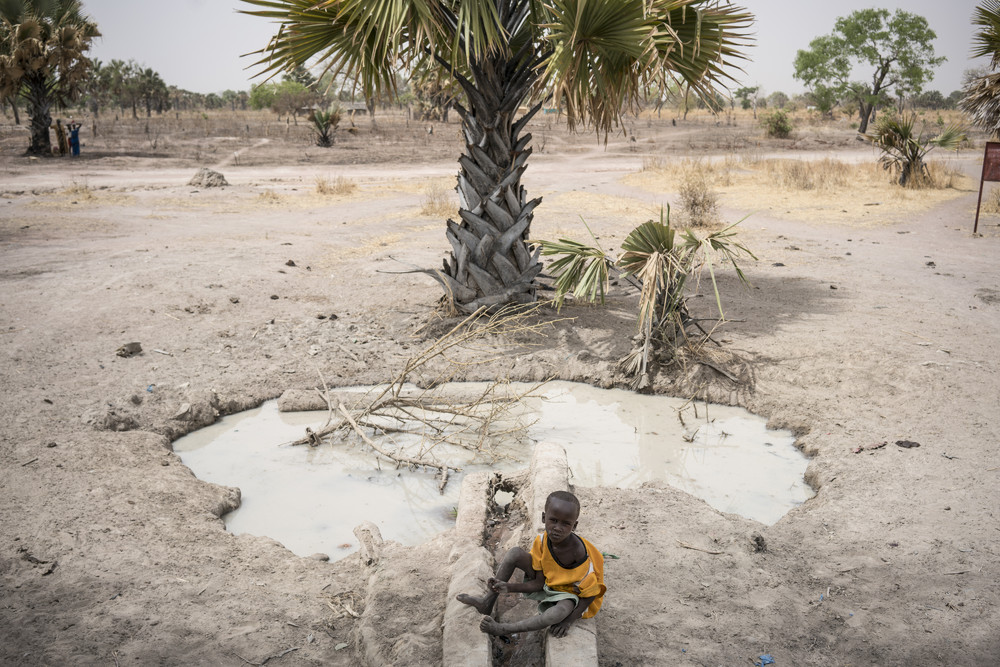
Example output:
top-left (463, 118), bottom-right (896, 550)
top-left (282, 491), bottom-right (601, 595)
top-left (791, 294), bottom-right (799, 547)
top-left (284, 306), bottom-right (557, 491)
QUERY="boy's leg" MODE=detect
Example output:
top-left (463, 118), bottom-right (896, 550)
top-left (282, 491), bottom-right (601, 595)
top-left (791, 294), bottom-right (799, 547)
top-left (456, 546), bottom-right (533, 615)
top-left (480, 598), bottom-right (575, 635)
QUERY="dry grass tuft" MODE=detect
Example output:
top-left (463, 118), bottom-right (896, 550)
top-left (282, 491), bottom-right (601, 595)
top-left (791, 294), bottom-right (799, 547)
top-left (420, 183), bottom-right (456, 217)
top-left (315, 175), bottom-right (357, 196)
top-left (257, 189), bottom-right (283, 203)
top-left (756, 158), bottom-right (870, 191)
top-left (677, 160), bottom-right (719, 226)
top-left (62, 181), bottom-right (95, 200)
top-left (921, 161), bottom-right (964, 190)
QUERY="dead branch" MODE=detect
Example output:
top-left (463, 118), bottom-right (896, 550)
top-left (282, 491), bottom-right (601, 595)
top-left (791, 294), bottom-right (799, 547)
top-left (339, 403), bottom-right (461, 475)
top-left (676, 540), bottom-right (724, 555)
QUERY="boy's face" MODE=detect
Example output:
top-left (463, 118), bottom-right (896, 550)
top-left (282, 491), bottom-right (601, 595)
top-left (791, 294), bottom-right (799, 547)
top-left (542, 497), bottom-right (579, 545)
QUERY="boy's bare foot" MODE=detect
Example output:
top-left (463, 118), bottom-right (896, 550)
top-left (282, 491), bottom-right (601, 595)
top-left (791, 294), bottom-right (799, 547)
top-left (456, 593), bottom-right (494, 615)
top-left (479, 615), bottom-right (508, 635)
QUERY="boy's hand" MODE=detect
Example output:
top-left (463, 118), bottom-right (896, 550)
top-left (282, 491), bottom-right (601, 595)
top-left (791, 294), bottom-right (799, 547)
top-left (549, 617), bottom-right (574, 638)
top-left (487, 577), bottom-right (509, 594)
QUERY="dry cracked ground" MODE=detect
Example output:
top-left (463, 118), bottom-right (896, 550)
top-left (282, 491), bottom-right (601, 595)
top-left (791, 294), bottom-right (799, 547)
top-left (1, 111), bottom-right (998, 665)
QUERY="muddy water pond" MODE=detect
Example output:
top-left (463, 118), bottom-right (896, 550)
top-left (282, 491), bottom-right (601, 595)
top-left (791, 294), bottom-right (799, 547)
top-left (174, 381), bottom-right (813, 559)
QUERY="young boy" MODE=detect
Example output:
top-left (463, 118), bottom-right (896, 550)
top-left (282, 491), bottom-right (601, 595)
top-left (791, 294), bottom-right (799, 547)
top-left (457, 490), bottom-right (606, 638)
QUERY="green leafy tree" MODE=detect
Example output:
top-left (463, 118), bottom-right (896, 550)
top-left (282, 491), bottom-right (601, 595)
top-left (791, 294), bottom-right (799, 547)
top-left (793, 9), bottom-right (943, 134)
top-left (271, 78), bottom-right (313, 122)
top-left (766, 91), bottom-right (788, 109)
top-left (806, 83), bottom-right (839, 117)
top-left (734, 85), bottom-right (758, 117)
top-left (241, 0), bottom-right (752, 313)
top-left (249, 81), bottom-right (277, 110)
top-left (0, 0), bottom-right (100, 155)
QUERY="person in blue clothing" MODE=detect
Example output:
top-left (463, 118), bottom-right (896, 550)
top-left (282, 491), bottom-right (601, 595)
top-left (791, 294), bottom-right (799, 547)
top-left (67, 118), bottom-right (82, 156)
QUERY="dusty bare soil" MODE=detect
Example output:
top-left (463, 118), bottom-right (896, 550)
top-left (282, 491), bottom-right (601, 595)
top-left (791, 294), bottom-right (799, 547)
top-left (1, 109), bottom-right (999, 666)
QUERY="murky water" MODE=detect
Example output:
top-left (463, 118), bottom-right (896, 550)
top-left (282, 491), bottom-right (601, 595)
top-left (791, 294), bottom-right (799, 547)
top-left (174, 381), bottom-right (812, 559)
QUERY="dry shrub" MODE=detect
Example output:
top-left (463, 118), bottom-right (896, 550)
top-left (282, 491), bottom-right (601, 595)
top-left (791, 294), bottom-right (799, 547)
top-left (677, 160), bottom-right (718, 226)
top-left (315, 175), bottom-right (356, 195)
top-left (981, 187), bottom-right (1000, 214)
top-left (62, 181), bottom-right (94, 199)
top-left (258, 189), bottom-right (283, 203)
top-left (420, 183), bottom-right (456, 217)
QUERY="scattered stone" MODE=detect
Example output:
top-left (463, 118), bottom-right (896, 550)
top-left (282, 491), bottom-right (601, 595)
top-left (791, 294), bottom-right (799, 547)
top-left (173, 403), bottom-right (192, 420)
top-left (307, 553), bottom-right (330, 562)
top-left (130, 394), bottom-right (143, 405)
top-left (229, 296), bottom-right (240, 304)
top-left (895, 440), bottom-right (920, 449)
top-left (772, 262), bottom-right (785, 267)
top-left (270, 295), bottom-right (279, 300)
top-left (750, 532), bottom-right (767, 553)
top-left (116, 342), bottom-right (142, 358)
top-left (187, 168), bottom-right (228, 188)
top-left (285, 260), bottom-right (296, 267)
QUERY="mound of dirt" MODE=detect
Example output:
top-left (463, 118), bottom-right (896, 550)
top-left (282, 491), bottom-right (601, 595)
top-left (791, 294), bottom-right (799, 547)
top-left (188, 167), bottom-right (228, 187)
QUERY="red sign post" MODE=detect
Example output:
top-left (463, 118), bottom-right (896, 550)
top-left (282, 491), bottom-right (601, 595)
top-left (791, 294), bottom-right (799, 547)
top-left (974, 141), bottom-right (1000, 234)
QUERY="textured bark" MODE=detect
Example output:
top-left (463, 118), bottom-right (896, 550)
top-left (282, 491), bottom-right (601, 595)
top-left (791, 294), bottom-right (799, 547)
top-left (23, 74), bottom-right (53, 157)
top-left (431, 3), bottom-right (548, 313)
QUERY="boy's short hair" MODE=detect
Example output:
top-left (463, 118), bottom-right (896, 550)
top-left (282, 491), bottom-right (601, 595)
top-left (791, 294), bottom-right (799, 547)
top-left (545, 490), bottom-right (580, 515)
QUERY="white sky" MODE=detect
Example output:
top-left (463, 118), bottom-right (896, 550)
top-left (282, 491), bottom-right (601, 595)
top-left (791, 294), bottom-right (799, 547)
top-left (82, 0), bottom-right (988, 97)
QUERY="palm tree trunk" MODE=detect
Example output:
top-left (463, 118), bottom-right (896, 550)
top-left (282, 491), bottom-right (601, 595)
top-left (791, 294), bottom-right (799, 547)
top-left (23, 74), bottom-right (53, 156)
top-left (431, 42), bottom-right (549, 312)
top-left (8, 96), bottom-right (20, 125)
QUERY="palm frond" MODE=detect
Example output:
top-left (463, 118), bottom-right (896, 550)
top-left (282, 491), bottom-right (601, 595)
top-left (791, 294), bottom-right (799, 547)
top-left (971, 0), bottom-right (1000, 69)
top-left (534, 238), bottom-right (610, 309)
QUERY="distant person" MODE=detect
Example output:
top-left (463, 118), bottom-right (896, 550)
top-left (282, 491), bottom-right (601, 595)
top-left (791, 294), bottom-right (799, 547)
top-left (457, 490), bottom-right (606, 638)
top-left (67, 118), bottom-right (82, 157)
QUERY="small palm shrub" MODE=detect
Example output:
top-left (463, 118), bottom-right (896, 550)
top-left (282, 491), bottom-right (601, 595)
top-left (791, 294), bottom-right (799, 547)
top-left (761, 109), bottom-right (792, 138)
top-left (311, 106), bottom-right (342, 147)
top-left (864, 112), bottom-right (966, 187)
top-left (535, 207), bottom-right (754, 385)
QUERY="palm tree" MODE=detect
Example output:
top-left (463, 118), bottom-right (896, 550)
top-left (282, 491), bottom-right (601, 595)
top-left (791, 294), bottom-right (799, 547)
top-left (241, 0), bottom-right (752, 313)
top-left (0, 0), bottom-right (99, 156)
top-left (864, 112), bottom-right (965, 186)
top-left (961, 1), bottom-right (1000, 136)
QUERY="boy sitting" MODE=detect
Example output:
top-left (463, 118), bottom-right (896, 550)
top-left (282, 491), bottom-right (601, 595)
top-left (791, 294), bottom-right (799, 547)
top-left (457, 490), bottom-right (606, 637)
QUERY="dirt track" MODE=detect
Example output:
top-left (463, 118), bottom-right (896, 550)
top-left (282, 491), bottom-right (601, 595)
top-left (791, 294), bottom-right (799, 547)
top-left (1, 112), bottom-right (998, 665)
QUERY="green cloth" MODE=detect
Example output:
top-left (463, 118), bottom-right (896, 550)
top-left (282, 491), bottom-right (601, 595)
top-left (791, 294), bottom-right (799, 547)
top-left (524, 584), bottom-right (579, 613)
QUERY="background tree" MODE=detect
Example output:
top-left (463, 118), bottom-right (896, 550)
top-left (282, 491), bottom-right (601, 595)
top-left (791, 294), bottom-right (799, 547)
top-left (0, 0), bottom-right (100, 155)
top-left (271, 78), bottom-right (313, 122)
top-left (136, 66), bottom-right (168, 116)
top-left (766, 90), bottom-right (788, 109)
top-left (793, 9), bottom-right (943, 134)
top-left (734, 85), bottom-right (758, 117)
top-left (242, 0), bottom-right (752, 313)
top-left (961, 1), bottom-right (1000, 137)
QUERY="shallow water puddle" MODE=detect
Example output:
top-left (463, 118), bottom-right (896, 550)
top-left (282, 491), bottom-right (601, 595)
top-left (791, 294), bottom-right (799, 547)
top-left (174, 381), bottom-right (813, 559)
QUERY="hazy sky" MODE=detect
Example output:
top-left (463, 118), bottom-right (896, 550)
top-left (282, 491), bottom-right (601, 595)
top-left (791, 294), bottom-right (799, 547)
top-left (82, 0), bottom-right (988, 97)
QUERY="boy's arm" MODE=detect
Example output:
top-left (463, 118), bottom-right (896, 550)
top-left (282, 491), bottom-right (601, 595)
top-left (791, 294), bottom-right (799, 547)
top-left (490, 570), bottom-right (545, 594)
top-left (549, 596), bottom-right (595, 638)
